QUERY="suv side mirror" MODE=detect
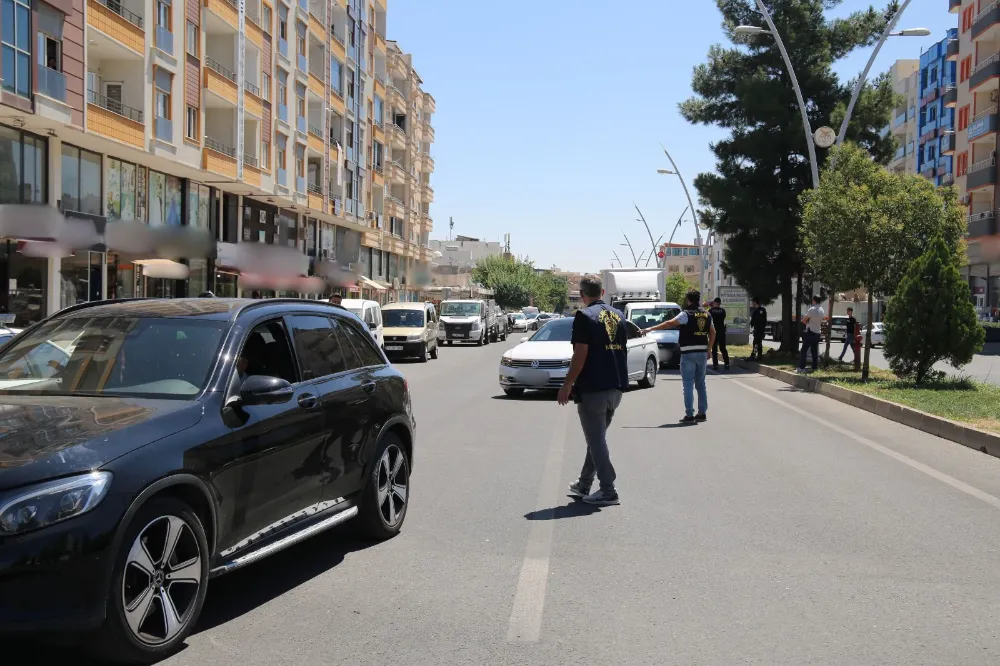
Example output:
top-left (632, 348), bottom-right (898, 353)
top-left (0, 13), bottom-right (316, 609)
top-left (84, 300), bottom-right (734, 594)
top-left (239, 375), bottom-right (294, 405)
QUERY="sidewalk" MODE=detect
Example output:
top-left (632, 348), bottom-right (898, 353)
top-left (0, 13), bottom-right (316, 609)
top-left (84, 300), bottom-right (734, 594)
top-left (765, 341), bottom-right (1000, 386)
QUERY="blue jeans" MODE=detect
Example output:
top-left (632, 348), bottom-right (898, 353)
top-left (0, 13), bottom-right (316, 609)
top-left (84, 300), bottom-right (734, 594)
top-left (799, 330), bottom-right (820, 370)
top-left (680, 353), bottom-right (708, 417)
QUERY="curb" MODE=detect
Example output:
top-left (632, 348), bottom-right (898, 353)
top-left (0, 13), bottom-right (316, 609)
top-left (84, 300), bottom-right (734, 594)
top-left (735, 359), bottom-right (1000, 459)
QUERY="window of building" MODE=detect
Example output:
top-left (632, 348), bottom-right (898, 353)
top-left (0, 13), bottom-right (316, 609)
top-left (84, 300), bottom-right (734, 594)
top-left (156, 0), bottom-right (171, 32)
top-left (277, 5), bottom-right (287, 40)
top-left (957, 152), bottom-right (968, 177)
top-left (962, 6), bottom-right (974, 32)
top-left (295, 149), bottom-right (305, 178)
top-left (37, 4), bottom-right (64, 76)
top-left (277, 69), bottom-right (287, 105)
top-left (347, 68), bottom-right (355, 100)
top-left (261, 141), bottom-right (270, 169)
top-left (929, 106), bottom-right (937, 122)
top-left (296, 94), bottom-right (305, 118)
top-left (186, 182), bottom-right (212, 230)
top-left (261, 4), bottom-right (271, 34)
top-left (373, 140), bottom-right (383, 168)
top-left (277, 144), bottom-right (286, 170)
top-left (346, 118), bottom-right (354, 149)
top-left (0, 125), bottom-right (47, 204)
top-left (373, 95), bottom-right (383, 126)
top-left (147, 170), bottom-right (183, 226)
top-left (186, 105), bottom-right (198, 140)
top-left (106, 157), bottom-right (139, 222)
top-left (1, 0), bottom-right (32, 97)
top-left (296, 22), bottom-right (306, 56)
top-left (331, 57), bottom-right (343, 93)
top-left (960, 56), bottom-right (972, 83)
top-left (958, 104), bottom-right (970, 131)
top-left (155, 67), bottom-right (171, 122)
top-left (345, 168), bottom-right (354, 199)
top-left (930, 67), bottom-right (938, 83)
top-left (186, 21), bottom-right (198, 56)
top-left (928, 145), bottom-right (937, 161)
top-left (261, 72), bottom-right (270, 100)
top-left (61, 144), bottom-right (102, 216)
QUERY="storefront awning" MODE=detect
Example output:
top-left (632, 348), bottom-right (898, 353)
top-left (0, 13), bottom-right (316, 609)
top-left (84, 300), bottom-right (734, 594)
top-left (358, 276), bottom-right (386, 291)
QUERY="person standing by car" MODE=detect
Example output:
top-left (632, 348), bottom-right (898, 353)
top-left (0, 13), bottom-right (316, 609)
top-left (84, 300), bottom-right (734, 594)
top-left (750, 298), bottom-right (767, 360)
top-left (708, 297), bottom-right (729, 371)
top-left (838, 306), bottom-right (859, 363)
top-left (798, 294), bottom-right (825, 373)
top-left (557, 275), bottom-right (629, 506)
top-left (643, 290), bottom-right (715, 423)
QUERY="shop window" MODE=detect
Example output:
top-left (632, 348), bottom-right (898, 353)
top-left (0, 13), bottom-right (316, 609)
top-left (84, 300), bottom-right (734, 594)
top-left (0, 125), bottom-right (47, 204)
top-left (61, 144), bottom-right (102, 216)
top-left (106, 157), bottom-right (139, 222)
top-left (1, 0), bottom-right (32, 97)
top-left (187, 182), bottom-right (211, 230)
top-left (147, 170), bottom-right (183, 226)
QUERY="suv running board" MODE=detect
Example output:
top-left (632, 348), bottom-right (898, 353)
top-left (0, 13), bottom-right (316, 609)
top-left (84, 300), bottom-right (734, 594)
top-left (210, 504), bottom-right (359, 576)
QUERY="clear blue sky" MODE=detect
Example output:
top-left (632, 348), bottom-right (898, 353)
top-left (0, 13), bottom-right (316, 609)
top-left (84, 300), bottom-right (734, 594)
top-left (388, 0), bottom-right (953, 273)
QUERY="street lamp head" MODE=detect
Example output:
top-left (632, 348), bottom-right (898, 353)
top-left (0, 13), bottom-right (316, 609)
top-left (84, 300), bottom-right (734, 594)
top-left (892, 27), bottom-right (931, 37)
top-left (734, 25), bottom-right (769, 36)
top-left (656, 169), bottom-right (676, 175)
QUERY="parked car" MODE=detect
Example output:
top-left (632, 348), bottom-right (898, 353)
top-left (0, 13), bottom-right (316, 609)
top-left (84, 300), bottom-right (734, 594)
top-left (341, 299), bottom-right (384, 348)
top-left (438, 299), bottom-right (490, 345)
top-left (511, 312), bottom-right (528, 331)
top-left (528, 313), bottom-right (553, 331)
top-left (625, 302), bottom-right (682, 368)
top-left (498, 317), bottom-right (659, 397)
top-left (381, 301), bottom-right (439, 362)
top-left (865, 322), bottom-right (885, 346)
top-left (829, 316), bottom-right (853, 342)
top-left (0, 298), bottom-right (415, 662)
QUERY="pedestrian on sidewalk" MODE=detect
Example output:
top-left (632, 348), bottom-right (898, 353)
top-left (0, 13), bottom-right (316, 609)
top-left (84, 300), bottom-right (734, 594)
top-left (643, 290), bottom-right (715, 423)
top-left (798, 294), bottom-right (825, 373)
top-left (750, 298), bottom-right (767, 360)
top-left (708, 297), bottom-right (729, 371)
top-left (557, 274), bottom-right (629, 506)
top-left (838, 307), bottom-right (859, 363)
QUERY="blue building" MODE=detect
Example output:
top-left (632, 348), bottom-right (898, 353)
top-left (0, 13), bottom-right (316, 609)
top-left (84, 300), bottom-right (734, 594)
top-left (916, 29), bottom-right (958, 186)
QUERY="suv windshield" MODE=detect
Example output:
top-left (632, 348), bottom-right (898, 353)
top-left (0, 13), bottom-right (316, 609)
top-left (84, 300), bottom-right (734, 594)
top-left (629, 306), bottom-right (680, 328)
top-left (383, 309), bottom-right (424, 328)
top-left (441, 302), bottom-right (481, 317)
top-left (0, 317), bottom-right (226, 398)
top-left (529, 318), bottom-right (572, 342)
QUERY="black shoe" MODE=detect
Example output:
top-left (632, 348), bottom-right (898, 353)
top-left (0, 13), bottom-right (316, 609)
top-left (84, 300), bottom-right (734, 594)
top-left (567, 481), bottom-right (591, 499)
top-left (695, 413), bottom-right (707, 422)
top-left (680, 415), bottom-right (697, 423)
top-left (712, 365), bottom-right (719, 372)
top-left (724, 365), bottom-right (730, 371)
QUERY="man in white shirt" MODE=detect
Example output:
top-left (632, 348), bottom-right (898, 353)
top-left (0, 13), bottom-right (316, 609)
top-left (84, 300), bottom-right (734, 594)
top-left (798, 294), bottom-right (825, 372)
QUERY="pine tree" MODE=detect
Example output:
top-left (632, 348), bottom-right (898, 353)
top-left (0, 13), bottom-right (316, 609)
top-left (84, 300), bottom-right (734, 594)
top-left (883, 238), bottom-right (984, 385)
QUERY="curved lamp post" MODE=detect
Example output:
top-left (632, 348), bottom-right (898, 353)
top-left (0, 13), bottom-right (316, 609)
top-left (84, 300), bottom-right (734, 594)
top-left (657, 144), bottom-right (704, 294)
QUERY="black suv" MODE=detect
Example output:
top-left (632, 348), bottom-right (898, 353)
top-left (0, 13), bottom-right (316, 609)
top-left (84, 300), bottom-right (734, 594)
top-left (0, 298), bottom-right (415, 662)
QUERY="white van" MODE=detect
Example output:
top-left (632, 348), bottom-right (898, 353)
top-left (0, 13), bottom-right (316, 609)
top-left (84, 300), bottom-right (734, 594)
top-left (341, 298), bottom-right (384, 348)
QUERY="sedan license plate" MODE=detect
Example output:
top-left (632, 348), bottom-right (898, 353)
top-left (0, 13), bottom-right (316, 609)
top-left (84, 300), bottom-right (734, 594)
top-left (452, 333), bottom-right (465, 338)
top-left (386, 345), bottom-right (404, 351)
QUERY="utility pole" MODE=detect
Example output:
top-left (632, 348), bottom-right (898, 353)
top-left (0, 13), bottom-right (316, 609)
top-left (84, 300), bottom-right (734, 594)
top-left (448, 216), bottom-right (454, 241)
top-left (622, 232), bottom-right (639, 266)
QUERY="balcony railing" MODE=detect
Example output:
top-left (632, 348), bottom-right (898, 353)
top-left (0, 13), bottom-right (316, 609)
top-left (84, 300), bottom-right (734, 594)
top-left (246, 4), bottom-right (259, 24)
top-left (245, 80), bottom-right (261, 97)
top-left (36, 67), bottom-right (67, 102)
top-left (331, 27), bottom-right (344, 45)
top-left (206, 57), bottom-right (236, 82)
top-left (94, 0), bottom-right (143, 28)
top-left (243, 153), bottom-right (258, 168)
top-left (307, 181), bottom-right (323, 195)
top-left (88, 89), bottom-right (143, 123)
top-left (974, 1), bottom-right (999, 25)
top-left (155, 25), bottom-right (173, 54)
top-left (973, 54), bottom-right (1000, 77)
top-left (296, 176), bottom-right (306, 192)
top-left (297, 54), bottom-right (308, 72)
top-left (277, 103), bottom-right (288, 122)
top-left (973, 105), bottom-right (998, 124)
top-left (296, 115), bottom-right (307, 133)
top-left (277, 167), bottom-right (287, 185)
top-left (205, 136), bottom-right (237, 158)
top-left (308, 123), bottom-right (323, 138)
top-left (970, 156), bottom-right (995, 174)
top-left (154, 116), bottom-right (173, 141)
top-left (278, 37), bottom-right (289, 57)
top-left (331, 85), bottom-right (343, 98)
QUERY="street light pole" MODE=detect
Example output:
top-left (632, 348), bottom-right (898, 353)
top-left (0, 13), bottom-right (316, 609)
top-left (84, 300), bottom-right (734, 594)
top-left (658, 144), bottom-right (704, 295)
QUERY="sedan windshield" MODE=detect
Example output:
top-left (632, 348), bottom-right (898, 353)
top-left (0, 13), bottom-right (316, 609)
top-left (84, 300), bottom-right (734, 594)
top-left (0, 317), bottom-right (226, 398)
top-left (383, 310), bottom-right (424, 328)
top-left (441, 303), bottom-right (481, 316)
top-left (512, 313), bottom-right (525, 321)
top-left (529, 318), bottom-right (572, 342)
top-left (630, 307), bottom-right (680, 328)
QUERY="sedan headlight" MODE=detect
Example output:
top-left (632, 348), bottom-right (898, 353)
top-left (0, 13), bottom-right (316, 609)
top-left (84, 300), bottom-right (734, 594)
top-left (501, 356), bottom-right (513, 367)
top-left (0, 471), bottom-right (112, 535)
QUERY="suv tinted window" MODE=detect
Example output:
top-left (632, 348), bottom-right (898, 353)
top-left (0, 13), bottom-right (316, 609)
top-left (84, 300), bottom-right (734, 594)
top-left (336, 316), bottom-right (385, 368)
top-left (288, 315), bottom-right (346, 379)
top-left (239, 319), bottom-right (299, 385)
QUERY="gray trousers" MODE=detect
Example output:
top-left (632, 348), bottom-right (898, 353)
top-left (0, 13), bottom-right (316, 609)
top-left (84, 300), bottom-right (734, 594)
top-left (576, 389), bottom-right (622, 492)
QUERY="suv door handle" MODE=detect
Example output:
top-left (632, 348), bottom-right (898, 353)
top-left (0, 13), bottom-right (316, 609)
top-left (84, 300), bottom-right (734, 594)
top-left (361, 381), bottom-right (376, 394)
top-left (297, 394), bottom-right (319, 409)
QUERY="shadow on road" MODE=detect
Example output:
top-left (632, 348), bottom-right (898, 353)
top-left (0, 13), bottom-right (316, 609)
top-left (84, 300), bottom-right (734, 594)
top-left (491, 391), bottom-right (554, 401)
top-left (621, 422), bottom-right (699, 429)
top-left (525, 501), bottom-right (601, 520)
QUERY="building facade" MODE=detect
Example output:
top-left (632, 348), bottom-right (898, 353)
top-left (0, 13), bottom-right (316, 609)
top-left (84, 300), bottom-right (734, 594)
top-left (0, 0), bottom-right (434, 326)
top-left (917, 30), bottom-right (957, 187)
top-left (888, 59), bottom-right (920, 174)
top-left (953, 0), bottom-right (999, 317)
top-left (658, 241), bottom-right (702, 288)
top-left (428, 235), bottom-right (502, 287)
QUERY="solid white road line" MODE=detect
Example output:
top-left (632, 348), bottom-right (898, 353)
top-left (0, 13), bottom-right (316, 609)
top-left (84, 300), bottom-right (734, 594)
top-left (507, 407), bottom-right (570, 642)
top-left (733, 379), bottom-right (1000, 511)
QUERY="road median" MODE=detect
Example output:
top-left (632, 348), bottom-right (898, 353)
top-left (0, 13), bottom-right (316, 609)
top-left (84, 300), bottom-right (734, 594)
top-left (729, 346), bottom-right (1000, 459)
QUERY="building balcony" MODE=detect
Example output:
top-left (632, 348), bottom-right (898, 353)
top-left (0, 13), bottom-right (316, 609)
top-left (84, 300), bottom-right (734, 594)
top-left (245, 17), bottom-right (264, 49)
top-left (244, 83), bottom-right (263, 117)
top-left (386, 83), bottom-right (405, 109)
top-left (385, 196), bottom-right (405, 219)
top-left (308, 186), bottom-right (324, 212)
top-left (942, 85), bottom-right (958, 108)
top-left (307, 8), bottom-right (325, 40)
top-left (970, 54), bottom-right (1000, 93)
top-left (421, 152), bottom-right (434, 172)
top-left (421, 182), bottom-right (433, 203)
top-left (386, 159), bottom-right (406, 183)
top-left (308, 70), bottom-right (325, 97)
top-left (973, 1), bottom-right (1000, 41)
top-left (372, 162), bottom-right (384, 183)
top-left (390, 123), bottom-right (407, 149)
top-left (154, 25), bottom-right (173, 54)
top-left (941, 131), bottom-right (957, 155)
top-left (967, 156), bottom-right (997, 190)
top-left (243, 155), bottom-right (261, 188)
top-left (276, 167), bottom-right (287, 187)
top-left (950, 0), bottom-right (961, 11)
top-left (205, 0), bottom-right (239, 30)
top-left (331, 193), bottom-right (343, 216)
top-left (421, 122), bottom-right (435, 143)
top-left (968, 211), bottom-right (997, 237)
top-left (203, 136), bottom-right (238, 178)
top-left (86, 89), bottom-right (144, 148)
top-left (307, 123), bottom-right (325, 153)
top-left (87, 0), bottom-right (145, 54)
top-left (154, 115), bottom-right (173, 142)
top-left (968, 105), bottom-right (999, 142)
top-left (423, 94), bottom-right (436, 115)
top-left (35, 67), bottom-right (67, 103)
top-left (204, 58), bottom-right (238, 105)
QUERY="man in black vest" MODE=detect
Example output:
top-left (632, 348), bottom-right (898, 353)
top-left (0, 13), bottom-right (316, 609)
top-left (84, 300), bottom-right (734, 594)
top-left (708, 297), bottom-right (729, 371)
top-left (643, 289), bottom-right (715, 423)
top-left (557, 275), bottom-right (629, 506)
top-left (749, 298), bottom-right (767, 360)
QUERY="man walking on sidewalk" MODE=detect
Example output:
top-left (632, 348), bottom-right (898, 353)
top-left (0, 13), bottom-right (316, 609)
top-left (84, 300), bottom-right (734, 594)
top-left (708, 297), bottom-right (729, 371)
top-left (838, 307), bottom-right (859, 363)
top-left (557, 275), bottom-right (629, 506)
top-left (643, 290), bottom-right (716, 424)
top-left (798, 294), bottom-right (825, 373)
top-left (750, 298), bottom-right (767, 360)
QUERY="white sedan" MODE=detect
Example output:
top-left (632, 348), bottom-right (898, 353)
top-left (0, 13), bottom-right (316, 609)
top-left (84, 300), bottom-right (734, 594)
top-left (866, 322), bottom-right (885, 347)
top-left (498, 317), bottom-right (659, 397)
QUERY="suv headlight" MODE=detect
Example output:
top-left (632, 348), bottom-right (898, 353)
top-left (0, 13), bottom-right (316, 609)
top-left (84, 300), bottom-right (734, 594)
top-left (0, 471), bottom-right (112, 535)
top-left (501, 356), bottom-right (513, 367)
top-left (407, 333), bottom-right (423, 341)
top-left (438, 321), bottom-right (445, 329)
top-left (471, 321), bottom-right (481, 330)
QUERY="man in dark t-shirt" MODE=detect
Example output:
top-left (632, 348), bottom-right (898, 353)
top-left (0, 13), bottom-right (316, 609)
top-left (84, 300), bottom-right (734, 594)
top-left (557, 274), bottom-right (629, 506)
top-left (708, 297), bottom-right (729, 371)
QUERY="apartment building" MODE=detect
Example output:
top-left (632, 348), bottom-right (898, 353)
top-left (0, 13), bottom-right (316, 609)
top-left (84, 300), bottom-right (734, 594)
top-left (888, 59), bottom-right (920, 174)
top-left (953, 0), bottom-right (999, 315)
top-left (0, 0), bottom-right (435, 326)
top-left (917, 31), bottom-right (957, 187)
top-left (658, 241), bottom-right (702, 288)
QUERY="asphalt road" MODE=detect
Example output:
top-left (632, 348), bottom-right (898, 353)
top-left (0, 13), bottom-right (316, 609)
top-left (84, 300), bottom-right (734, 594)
top-left (17, 339), bottom-right (1000, 664)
